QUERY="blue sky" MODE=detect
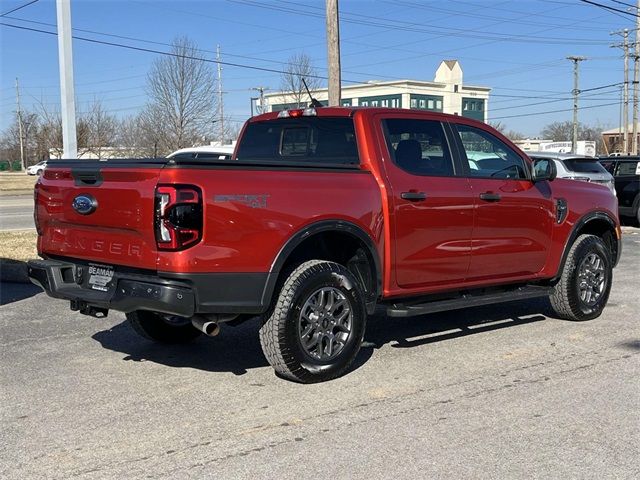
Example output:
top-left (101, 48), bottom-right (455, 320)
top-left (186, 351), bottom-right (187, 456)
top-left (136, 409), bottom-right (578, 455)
top-left (0, 0), bottom-right (633, 137)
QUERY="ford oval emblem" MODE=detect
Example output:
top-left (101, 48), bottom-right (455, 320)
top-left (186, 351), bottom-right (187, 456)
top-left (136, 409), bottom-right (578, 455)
top-left (72, 195), bottom-right (97, 215)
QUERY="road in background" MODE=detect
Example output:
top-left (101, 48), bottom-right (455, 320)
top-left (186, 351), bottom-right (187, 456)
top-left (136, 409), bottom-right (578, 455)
top-left (1, 231), bottom-right (639, 479)
top-left (0, 195), bottom-right (34, 231)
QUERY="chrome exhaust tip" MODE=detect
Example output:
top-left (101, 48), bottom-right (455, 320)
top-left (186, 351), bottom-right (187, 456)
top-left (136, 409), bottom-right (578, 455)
top-left (191, 316), bottom-right (220, 337)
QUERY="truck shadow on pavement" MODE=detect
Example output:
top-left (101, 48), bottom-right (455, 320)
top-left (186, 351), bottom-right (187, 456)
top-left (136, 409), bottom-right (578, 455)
top-left (92, 298), bottom-right (551, 378)
top-left (0, 281), bottom-right (42, 306)
top-left (365, 298), bottom-right (549, 351)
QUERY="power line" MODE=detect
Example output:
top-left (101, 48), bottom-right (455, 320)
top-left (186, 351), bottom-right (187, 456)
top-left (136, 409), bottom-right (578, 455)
top-left (578, 0), bottom-right (640, 17)
top-left (231, 0), bottom-right (609, 45)
top-left (490, 101), bottom-right (618, 120)
top-left (8, 13), bottom-right (589, 85)
top-left (609, 0), bottom-right (636, 9)
top-left (394, 0), bottom-right (617, 32)
top-left (0, 0), bottom-right (39, 17)
top-left (0, 21), bottom-right (338, 82)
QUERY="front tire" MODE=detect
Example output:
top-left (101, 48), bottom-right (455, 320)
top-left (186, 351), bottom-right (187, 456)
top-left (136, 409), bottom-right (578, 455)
top-left (259, 260), bottom-right (367, 383)
top-left (127, 311), bottom-right (202, 343)
top-left (549, 234), bottom-right (612, 321)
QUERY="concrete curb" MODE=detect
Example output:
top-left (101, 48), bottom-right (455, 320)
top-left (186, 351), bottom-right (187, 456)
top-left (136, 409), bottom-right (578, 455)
top-left (0, 261), bottom-right (30, 283)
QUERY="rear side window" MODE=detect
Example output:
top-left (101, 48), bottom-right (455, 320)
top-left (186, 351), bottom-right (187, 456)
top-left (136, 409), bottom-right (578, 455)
top-left (456, 124), bottom-right (528, 179)
top-left (383, 119), bottom-right (454, 176)
top-left (562, 159), bottom-right (608, 174)
top-left (235, 117), bottom-right (359, 165)
top-left (616, 161), bottom-right (640, 176)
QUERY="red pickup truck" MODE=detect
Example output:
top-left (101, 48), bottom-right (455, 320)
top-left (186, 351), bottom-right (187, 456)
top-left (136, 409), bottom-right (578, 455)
top-left (28, 107), bottom-right (621, 383)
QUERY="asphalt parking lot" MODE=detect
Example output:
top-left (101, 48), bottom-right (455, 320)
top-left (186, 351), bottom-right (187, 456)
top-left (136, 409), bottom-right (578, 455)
top-left (1, 230), bottom-right (639, 479)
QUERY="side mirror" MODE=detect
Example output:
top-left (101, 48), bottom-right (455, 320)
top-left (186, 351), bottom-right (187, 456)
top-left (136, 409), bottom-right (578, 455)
top-left (532, 158), bottom-right (557, 182)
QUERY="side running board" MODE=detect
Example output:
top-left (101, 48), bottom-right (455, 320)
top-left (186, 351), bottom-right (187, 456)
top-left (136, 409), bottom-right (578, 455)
top-left (386, 285), bottom-right (554, 318)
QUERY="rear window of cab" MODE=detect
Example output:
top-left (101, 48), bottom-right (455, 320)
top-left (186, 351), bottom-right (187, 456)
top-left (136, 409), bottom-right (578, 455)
top-left (235, 117), bottom-right (360, 166)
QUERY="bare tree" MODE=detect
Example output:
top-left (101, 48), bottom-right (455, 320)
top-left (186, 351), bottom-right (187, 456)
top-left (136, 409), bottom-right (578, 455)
top-left (489, 121), bottom-right (525, 141)
top-left (541, 121), bottom-right (574, 141)
top-left (141, 36), bottom-right (216, 153)
top-left (118, 114), bottom-right (164, 157)
top-left (32, 100), bottom-right (63, 159)
top-left (0, 115), bottom-right (23, 168)
top-left (541, 120), bottom-right (605, 152)
top-left (279, 53), bottom-right (322, 108)
top-left (83, 99), bottom-right (117, 159)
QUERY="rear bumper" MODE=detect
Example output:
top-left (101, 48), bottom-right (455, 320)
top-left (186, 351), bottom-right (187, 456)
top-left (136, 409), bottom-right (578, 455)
top-left (27, 258), bottom-right (273, 317)
top-left (28, 259), bottom-right (196, 317)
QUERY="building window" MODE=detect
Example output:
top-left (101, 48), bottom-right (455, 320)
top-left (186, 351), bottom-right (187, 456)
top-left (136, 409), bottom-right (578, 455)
top-left (341, 98), bottom-right (352, 107)
top-left (359, 94), bottom-right (401, 109)
top-left (454, 85), bottom-right (459, 92)
top-left (461, 98), bottom-right (485, 121)
top-left (410, 94), bottom-right (444, 112)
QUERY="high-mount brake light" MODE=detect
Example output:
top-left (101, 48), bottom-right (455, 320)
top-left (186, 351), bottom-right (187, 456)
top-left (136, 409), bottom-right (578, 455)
top-left (277, 108), bottom-right (317, 118)
top-left (155, 185), bottom-right (203, 251)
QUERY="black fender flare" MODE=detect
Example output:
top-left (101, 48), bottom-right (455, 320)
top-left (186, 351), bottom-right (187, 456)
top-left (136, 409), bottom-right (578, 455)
top-left (554, 211), bottom-right (620, 281)
top-left (260, 220), bottom-right (382, 312)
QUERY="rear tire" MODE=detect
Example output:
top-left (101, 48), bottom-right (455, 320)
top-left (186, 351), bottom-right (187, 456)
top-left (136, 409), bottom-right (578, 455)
top-left (127, 311), bottom-right (202, 343)
top-left (259, 260), bottom-right (367, 383)
top-left (549, 234), bottom-right (612, 321)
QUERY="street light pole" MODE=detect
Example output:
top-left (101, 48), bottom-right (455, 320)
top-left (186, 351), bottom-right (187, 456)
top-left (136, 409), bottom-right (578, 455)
top-left (56, 0), bottom-right (77, 159)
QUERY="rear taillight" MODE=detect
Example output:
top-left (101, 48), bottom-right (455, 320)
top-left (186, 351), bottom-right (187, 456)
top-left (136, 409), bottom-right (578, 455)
top-left (34, 182), bottom-right (42, 235)
top-left (154, 185), bottom-right (202, 251)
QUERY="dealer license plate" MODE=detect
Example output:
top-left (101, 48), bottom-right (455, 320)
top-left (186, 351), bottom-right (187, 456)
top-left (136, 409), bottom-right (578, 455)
top-left (87, 263), bottom-right (114, 291)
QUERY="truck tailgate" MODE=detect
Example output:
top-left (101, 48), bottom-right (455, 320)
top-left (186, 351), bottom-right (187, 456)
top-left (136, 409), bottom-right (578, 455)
top-left (36, 162), bottom-right (164, 270)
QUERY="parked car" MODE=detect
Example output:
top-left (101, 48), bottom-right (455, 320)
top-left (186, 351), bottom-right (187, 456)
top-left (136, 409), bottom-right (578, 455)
top-left (26, 161), bottom-right (47, 175)
top-left (599, 156), bottom-right (640, 224)
top-left (167, 145), bottom-right (234, 160)
top-left (28, 107), bottom-right (621, 383)
top-left (527, 152), bottom-right (615, 195)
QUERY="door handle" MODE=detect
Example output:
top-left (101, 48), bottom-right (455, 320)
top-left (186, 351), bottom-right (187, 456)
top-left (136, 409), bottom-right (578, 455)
top-left (401, 191), bottom-right (427, 201)
top-left (479, 192), bottom-right (501, 202)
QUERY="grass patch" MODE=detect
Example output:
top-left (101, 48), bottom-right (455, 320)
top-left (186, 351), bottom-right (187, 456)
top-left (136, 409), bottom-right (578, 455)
top-left (0, 173), bottom-right (37, 196)
top-left (0, 230), bottom-right (38, 262)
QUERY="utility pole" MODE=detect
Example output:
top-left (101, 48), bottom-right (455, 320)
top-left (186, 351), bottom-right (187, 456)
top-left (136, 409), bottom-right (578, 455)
top-left (633, 0), bottom-right (640, 154)
top-left (15, 78), bottom-right (25, 171)
top-left (567, 56), bottom-right (586, 154)
top-left (251, 87), bottom-right (269, 114)
top-left (56, 0), bottom-right (77, 159)
top-left (326, 0), bottom-right (341, 106)
top-left (217, 44), bottom-right (224, 145)
top-left (612, 29), bottom-right (630, 153)
top-left (623, 29), bottom-right (630, 153)
top-left (612, 29), bottom-right (630, 152)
